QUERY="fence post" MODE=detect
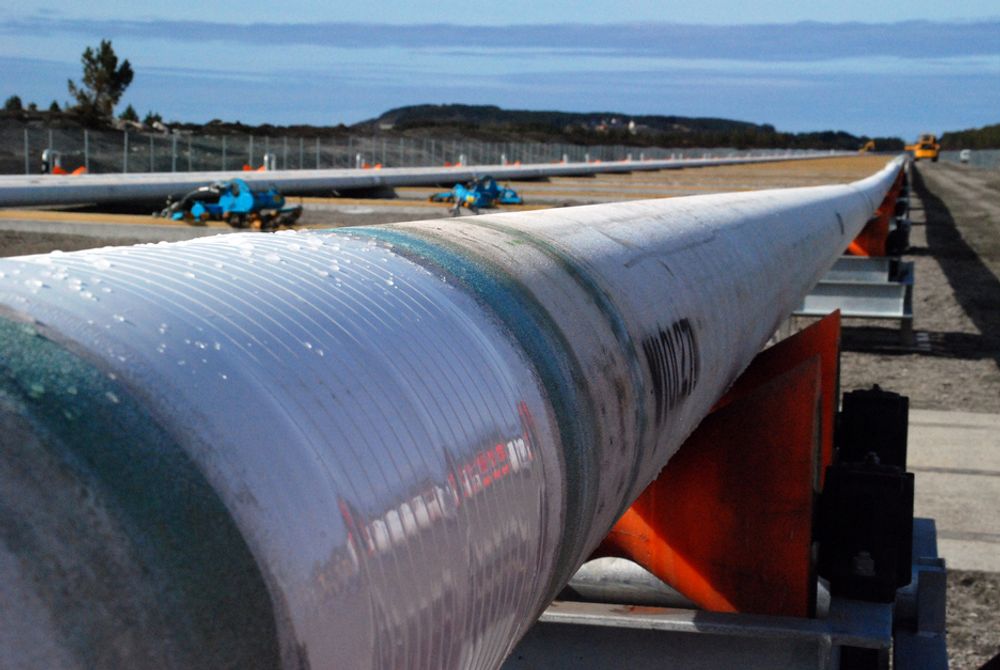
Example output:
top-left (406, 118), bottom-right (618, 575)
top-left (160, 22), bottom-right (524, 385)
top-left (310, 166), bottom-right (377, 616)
top-left (299, 137), bottom-right (303, 170)
top-left (187, 135), bottom-right (192, 171)
top-left (23, 129), bottom-right (29, 175)
top-left (315, 137), bottom-right (320, 169)
top-left (222, 135), bottom-right (227, 171)
top-left (283, 136), bottom-right (288, 170)
top-left (149, 134), bottom-right (154, 172)
top-left (123, 131), bottom-right (129, 173)
top-left (171, 135), bottom-right (177, 172)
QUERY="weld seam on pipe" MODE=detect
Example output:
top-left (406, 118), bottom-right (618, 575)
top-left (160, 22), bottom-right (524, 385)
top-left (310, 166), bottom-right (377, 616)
top-left (344, 226), bottom-right (600, 602)
top-left (452, 217), bottom-right (650, 523)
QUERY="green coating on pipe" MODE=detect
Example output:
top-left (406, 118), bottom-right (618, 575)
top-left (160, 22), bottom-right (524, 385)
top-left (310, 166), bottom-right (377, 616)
top-left (0, 317), bottom-right (281, 669)
top-left (461, 218), bottom-right (650, 517)
top-left (340, 226), bottom-right (601, 604)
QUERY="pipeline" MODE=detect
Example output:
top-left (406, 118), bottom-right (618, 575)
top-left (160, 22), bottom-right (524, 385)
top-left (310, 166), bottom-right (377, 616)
top-left (561, 557), bottom-right (696, 609)
top-left (0, 153), bottom-right (845, 208)
top-left (0, 156), bottom-right (903, 668)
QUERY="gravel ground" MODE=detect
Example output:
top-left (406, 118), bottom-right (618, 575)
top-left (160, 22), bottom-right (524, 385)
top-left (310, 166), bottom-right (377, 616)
top-left (900, 163), bottom-right (1000, 669)
top-left (836, 163), bottom-right (1000, 415)
top-left (0, 157), bottom-right (997, 667)
top-left (949, 570), bottom-right (1000, 670)
top-left (0, 230), bottom-right (149, 255)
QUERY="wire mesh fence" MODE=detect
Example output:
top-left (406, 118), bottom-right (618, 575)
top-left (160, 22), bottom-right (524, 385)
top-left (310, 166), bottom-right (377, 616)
top-left (0, 125), bottom-right (809, 175)
top-left (939, 149), bottom-right (1000, 170)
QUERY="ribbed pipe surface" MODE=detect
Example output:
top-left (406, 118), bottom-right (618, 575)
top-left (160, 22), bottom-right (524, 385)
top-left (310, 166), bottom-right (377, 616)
top-left (0, 157), bottom-right (902, 669)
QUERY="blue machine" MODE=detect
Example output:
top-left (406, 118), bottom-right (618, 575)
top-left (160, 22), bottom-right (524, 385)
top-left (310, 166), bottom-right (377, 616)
top-left (429, 176), bottom-right (523, 214)
top-left (157, 179), bottom-right (303, 231)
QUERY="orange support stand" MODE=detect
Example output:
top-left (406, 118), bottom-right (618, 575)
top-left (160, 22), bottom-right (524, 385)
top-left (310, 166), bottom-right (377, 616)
top-left (719, 310), bottom-right (840, 487)
top-left (847, 168), bottom-right (906, 257)
top-left (595, 312), bottom-right (842, 618)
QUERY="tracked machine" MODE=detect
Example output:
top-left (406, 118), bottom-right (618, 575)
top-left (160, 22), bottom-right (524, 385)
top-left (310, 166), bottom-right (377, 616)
top-left (156, 178), bottom-right (303, 231)
top-left (429, 175), bottom-right (523, 214)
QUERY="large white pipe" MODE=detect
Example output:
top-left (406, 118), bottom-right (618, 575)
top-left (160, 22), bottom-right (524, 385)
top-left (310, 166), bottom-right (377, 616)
top-left (0, 153), bottom-right (842, 208)
top-left (0, 157), bottom-right (902, 669)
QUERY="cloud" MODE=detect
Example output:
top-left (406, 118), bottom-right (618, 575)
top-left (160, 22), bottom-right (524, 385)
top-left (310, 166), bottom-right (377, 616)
top-left (3, 17), bottom-right (999, 61)
top-left (3, 17), bottom-right (998, 138)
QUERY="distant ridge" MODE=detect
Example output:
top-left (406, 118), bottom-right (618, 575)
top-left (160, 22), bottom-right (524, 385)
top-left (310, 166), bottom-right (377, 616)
top-left (363, 104), bottom-right (759, 134)
top-left (0, 103), bottom-right (908, 151)
top-left (357, 104), bottom-right (903, 151)
top-left (941, 122), bottom-right (1000, 149)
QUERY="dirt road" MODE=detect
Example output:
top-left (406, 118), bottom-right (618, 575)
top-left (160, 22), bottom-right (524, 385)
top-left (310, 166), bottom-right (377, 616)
top-left (837, 162), bottom-right (1000, 414)
top-left (900, 162), bottom-right (1000, 670)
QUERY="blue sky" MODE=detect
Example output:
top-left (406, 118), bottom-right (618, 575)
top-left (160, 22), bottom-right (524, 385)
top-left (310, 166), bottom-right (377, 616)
top-left (2, 2), bottom-right (999, 139)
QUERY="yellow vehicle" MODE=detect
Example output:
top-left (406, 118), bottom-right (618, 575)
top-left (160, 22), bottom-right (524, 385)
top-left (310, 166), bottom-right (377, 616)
top-left (906, 133), bottom-right (940, 162)
top-left (859, 140), bottom-right (876, 153)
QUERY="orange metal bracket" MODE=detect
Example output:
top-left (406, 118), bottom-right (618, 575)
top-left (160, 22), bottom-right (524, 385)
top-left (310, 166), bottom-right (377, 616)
top-left (595, 312), bottom-right (841, 617)
top-left (847, 168), bottom-right (906, 257)
top-left (718, 310), bottom-right (840, 489)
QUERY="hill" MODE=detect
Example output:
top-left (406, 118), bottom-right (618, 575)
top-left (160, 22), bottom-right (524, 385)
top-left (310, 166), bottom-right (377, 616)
top-left (0, 104), bottom-right (905, 152)
top-left (940, 122), bottom-right (1000, 150)
top-left (362, 104), bottom-right (758, 134)
top-left (358, 104), bottom-right (903, 151)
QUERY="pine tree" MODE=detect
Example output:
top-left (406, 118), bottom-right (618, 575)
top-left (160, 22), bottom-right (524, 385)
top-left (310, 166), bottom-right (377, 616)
top-left (120, 104), bottom-right (139, 122)
top-left (67, 40), bottom-right (134, 121)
